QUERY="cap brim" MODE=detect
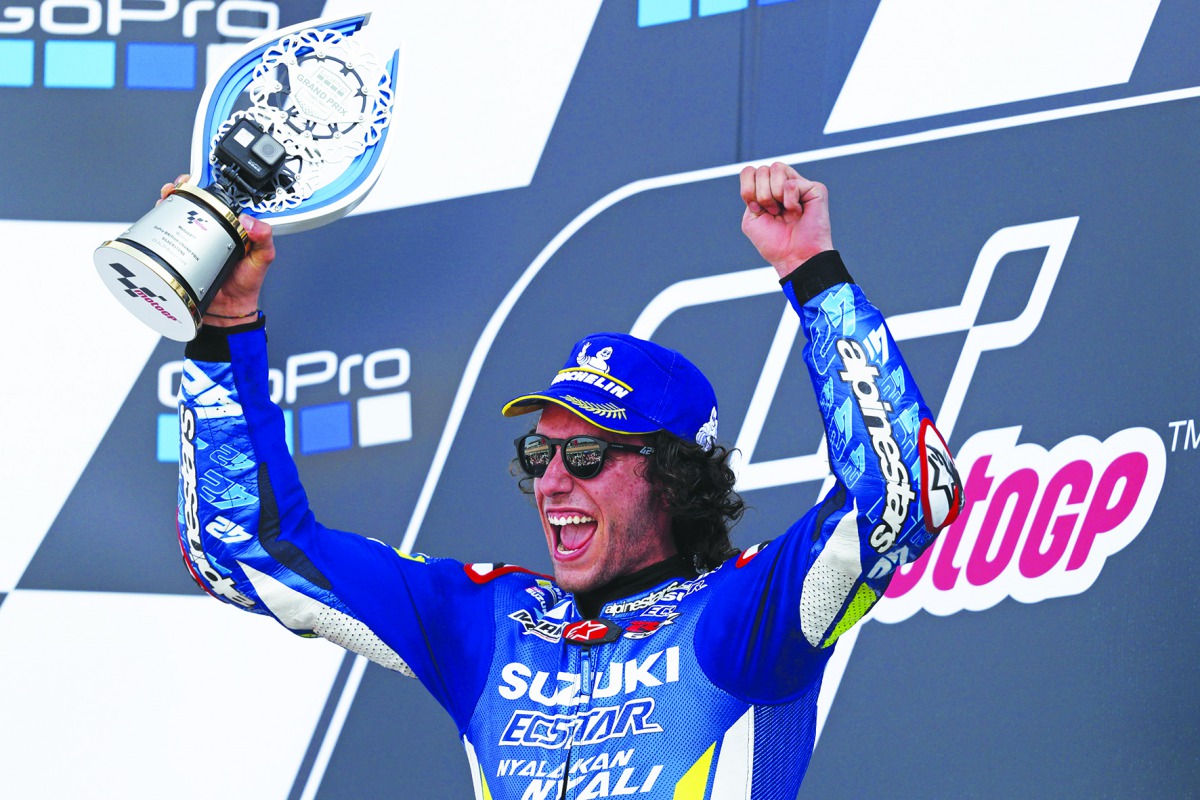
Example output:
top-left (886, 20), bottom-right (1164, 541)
top-left (501, 390), bottom-right (661, 436)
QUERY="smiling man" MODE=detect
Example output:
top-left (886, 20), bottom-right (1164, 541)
top-left (526, 404), bottom-right (677, 594)
top-left (502, 328), bottom-right (740, 615)
top-left (176, 163), bottom-right (962, 798)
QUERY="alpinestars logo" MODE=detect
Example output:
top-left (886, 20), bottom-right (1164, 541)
top-left (563, 619), bottom-right (622, 645)
top-left (920, 419), bottom-right (964, 533)
top-left (836, 337), bottom-right (916, 553)
top-left (178, 404), bottom-right (254, 609)
top-left (601, 579), bottom-right (706, 616)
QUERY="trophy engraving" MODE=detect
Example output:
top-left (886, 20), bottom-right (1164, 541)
top-left (94, 13), bottom-right (397, 341)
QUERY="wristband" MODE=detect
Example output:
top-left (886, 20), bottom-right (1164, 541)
top-left (203, 309), bottom-right (261, 320)
top-left (186, 312), bottom-right (266, 362)
top-left (778, 250), bottom-right (854, 306)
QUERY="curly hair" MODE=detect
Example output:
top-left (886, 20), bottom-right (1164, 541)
top-left (512, 430), bottom-right (744, 571)
top-left (641, 432), bottom-right (744, 571)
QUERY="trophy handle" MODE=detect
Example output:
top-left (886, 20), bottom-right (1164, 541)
top-left (189, 12), bottom-right (400, 235)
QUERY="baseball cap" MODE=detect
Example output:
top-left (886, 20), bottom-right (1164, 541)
top-left (502, 332), bottom-right (720, 451)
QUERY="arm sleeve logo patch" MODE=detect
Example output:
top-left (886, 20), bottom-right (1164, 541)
top-left (919, 418), bottom-right (963, 533)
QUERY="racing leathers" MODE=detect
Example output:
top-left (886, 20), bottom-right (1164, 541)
top-left (176, 251), bottom-right (962, 800)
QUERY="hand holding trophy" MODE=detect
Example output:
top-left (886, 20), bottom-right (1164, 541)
top-left (94, 13), bottom-right (398, 341)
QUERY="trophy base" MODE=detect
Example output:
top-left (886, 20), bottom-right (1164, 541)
top-left (94, 239), bottom-right (203, 341)
top-left (94, 185), bottom-right (247, 342)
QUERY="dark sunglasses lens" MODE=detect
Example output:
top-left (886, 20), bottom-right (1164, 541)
top-left (520, 435), bottom-right (553, 475)
top-left (563, 437), bottom-right (605, 478)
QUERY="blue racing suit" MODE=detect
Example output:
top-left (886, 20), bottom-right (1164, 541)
top-left (176, 251), bottom-right (962, 799)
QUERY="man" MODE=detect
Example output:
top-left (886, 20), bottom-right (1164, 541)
top-left (176, 163), bottom-right (962, 799)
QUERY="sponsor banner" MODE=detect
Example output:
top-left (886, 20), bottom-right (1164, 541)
top-left (877, 425), bottom-right (1166, 622)
top-left (601, 581), bottom-right (706, 617)
top-left (157, 345), bottom-right (414, 460)
top-left (498, 647), bottom-right (681, 708)
top-left (499, 701), bottom-right (663, 750)
top-left (495, 748), bottom-right (664, 800)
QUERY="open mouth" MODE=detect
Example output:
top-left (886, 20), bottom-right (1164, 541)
top-left (546, 512), bottom-right (597, 557)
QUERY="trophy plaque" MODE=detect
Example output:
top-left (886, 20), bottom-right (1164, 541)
top-left (94, 13), bottom-right (398, 341)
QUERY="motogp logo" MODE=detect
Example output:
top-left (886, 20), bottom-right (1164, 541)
top-left (184, 210), bottom-right (209, 231)
top-left (877, 425), bottom-right (1165, 621)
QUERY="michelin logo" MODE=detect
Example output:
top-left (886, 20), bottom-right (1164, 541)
top-left (551, 369), bottom-right (630, 399)
top-left (577, 342), bottom-right (613, 371)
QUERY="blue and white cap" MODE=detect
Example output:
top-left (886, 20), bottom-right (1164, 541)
top-left (502, 332), bottom-right (720, 451)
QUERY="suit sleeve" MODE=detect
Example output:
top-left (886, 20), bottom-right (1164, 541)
top-left (696, 251), bottom-right (963, 702)
top-left (175, 317), bottom-right (493, 730)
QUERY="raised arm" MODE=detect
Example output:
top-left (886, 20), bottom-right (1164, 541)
top-left (697, 166), bottom-right (963, 700)
top-left (171, 186), bottom-right (502, 728)
top-left (739, 162), bottom-right (963, 594)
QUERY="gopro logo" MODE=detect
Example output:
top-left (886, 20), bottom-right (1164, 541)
top-left (156, 346), bottom-right (414, 461)
top-left (0, 1), bottom-right (279, 90)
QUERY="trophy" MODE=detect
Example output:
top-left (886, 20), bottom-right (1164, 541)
top-left (94, 12), bottom-right (398, 341)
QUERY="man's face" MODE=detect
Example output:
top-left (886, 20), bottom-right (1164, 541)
top-left (533, 405), bottom-right (675, 594)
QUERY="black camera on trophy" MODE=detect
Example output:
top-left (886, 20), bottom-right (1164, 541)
top-left (209, 118), bottom-right (296, 208)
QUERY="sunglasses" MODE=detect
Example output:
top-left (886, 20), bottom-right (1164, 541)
top-left (514, 433), bottom-right (655, 479)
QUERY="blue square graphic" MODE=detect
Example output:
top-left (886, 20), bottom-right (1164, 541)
top-left (0, 40), bottom-right (34, 87)
top-left (127, 42), bottom-right (195, 90)
top-left (699, 0), bottom-right (747, 15)
top-left (282, 409), bottom-right (295, 455)
top-left (638, 0), bottom-right (690, 27)
top-left (157, 413), bottom-right (180, 463)
top-left (44, 40), bottom-right (115, 88)
top-left (299, 402), bottom-right (352, 454)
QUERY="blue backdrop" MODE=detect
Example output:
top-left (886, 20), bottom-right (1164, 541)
top-left (0, 1), bottom-right (1196, 798)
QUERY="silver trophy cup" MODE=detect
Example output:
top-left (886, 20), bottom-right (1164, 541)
top-left (94, 12), bottom-right (398, 341)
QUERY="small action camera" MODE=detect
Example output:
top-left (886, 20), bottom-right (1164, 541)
top-left (214, 118), bottom-right (290, 192)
